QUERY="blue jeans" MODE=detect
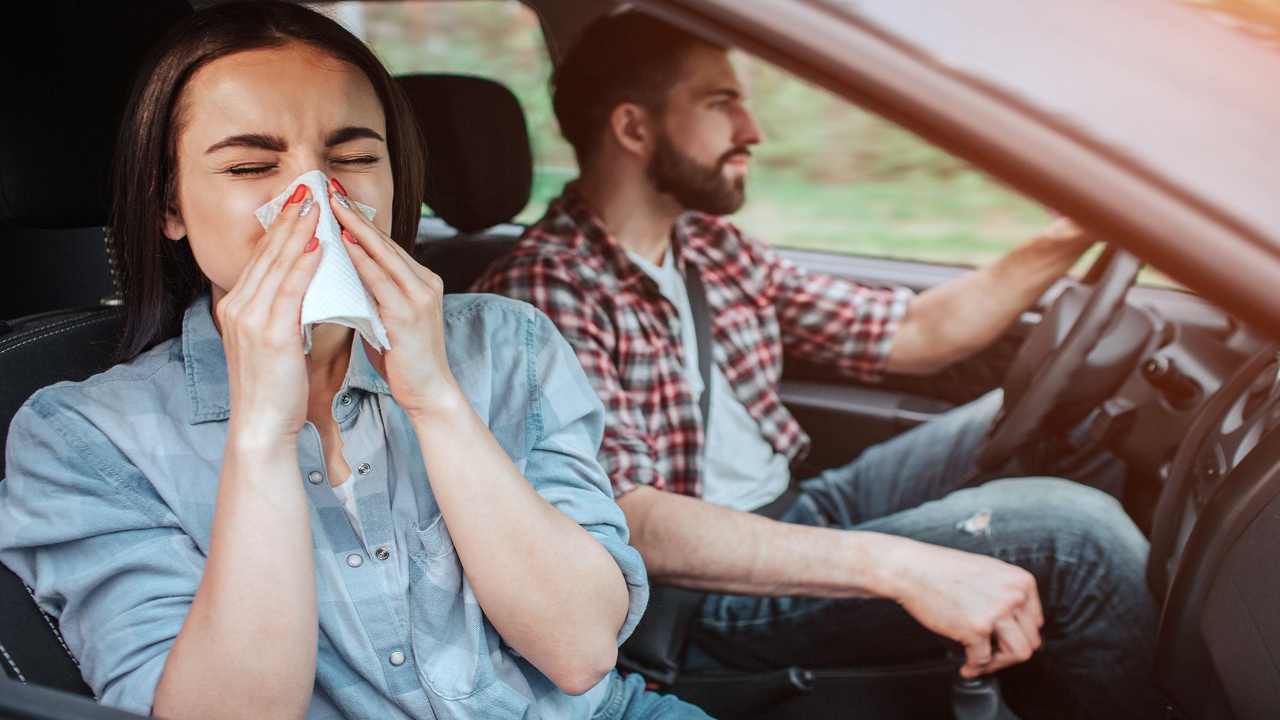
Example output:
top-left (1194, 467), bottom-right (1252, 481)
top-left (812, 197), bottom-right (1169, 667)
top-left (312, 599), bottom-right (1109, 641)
top-left (593, 671), bottom-right (713, 719)
top-left (685, 391), bottom-right (1163, 719)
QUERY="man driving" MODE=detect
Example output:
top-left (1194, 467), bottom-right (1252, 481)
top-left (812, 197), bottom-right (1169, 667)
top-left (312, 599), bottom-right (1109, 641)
top-left (474, 11), bottom-right (1163, 718)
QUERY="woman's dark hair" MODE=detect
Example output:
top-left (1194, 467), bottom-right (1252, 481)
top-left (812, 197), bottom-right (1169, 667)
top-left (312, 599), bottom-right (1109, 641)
top-left (111, 1), bottom-right (425, 361)
top-left (552, 11), bottom-right (720, 166)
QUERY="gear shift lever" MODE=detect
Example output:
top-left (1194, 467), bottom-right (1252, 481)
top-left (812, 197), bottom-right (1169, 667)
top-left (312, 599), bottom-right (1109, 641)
top-left (952, 674), bottom-right (1021, 720)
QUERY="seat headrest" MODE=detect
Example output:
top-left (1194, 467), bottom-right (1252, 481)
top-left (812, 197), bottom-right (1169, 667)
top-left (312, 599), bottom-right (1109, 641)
top-left (0, 1), bottom-right (192, 229)
top-left (396, 74), bottom-right (533, 233)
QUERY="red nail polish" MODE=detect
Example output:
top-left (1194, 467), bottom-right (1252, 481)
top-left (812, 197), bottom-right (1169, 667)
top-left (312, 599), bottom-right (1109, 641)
top-left (330, 177), bottom-right (348, 196)
top-left (304, 236), bottom-right (319, 253)
top-left (286, 184), bottom-right (309, 206)
top-left (342, 228), bottom-right (355, 244)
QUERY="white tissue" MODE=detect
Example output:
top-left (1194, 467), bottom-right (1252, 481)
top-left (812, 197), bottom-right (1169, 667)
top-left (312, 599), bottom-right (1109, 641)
top-left (254, 170), bottom-right (390, 353)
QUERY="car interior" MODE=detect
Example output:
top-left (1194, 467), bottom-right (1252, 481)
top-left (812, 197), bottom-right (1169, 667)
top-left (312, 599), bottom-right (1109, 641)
top-left (3, 1), bottom-right (1280, 719)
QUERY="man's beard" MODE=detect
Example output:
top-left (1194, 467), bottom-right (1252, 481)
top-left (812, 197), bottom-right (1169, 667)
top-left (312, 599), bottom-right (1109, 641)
top-left (647, 131), bottom-right (748, 216)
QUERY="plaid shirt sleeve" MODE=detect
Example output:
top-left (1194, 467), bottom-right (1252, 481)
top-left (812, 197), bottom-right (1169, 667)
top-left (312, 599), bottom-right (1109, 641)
top-left (475, 257), bottom-right (664, 498)
top-left (749, 232), bottom-right (915, 382)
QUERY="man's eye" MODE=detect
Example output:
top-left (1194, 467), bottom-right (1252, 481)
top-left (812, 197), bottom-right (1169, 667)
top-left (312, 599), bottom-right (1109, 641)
top-left (332, 155), bottom-right (380, 166)
top-left (224, 164), bottom-right (275, 176)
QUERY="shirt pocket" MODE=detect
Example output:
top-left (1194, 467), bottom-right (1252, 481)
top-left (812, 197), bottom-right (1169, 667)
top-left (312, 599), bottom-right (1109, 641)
top-left (407, 514), bottom-right (500, 702)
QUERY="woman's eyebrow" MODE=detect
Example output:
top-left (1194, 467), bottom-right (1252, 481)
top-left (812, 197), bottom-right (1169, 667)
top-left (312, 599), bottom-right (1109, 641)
top-left (204, 126), bottom-right (384, 155)
top-left (205, 133), bottom-right (286, 155)
top-left (325, 126), bottom-right (385, 147)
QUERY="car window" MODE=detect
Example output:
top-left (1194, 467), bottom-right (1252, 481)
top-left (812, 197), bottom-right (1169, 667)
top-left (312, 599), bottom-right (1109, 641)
top-left (731, 54), bottom-right (1187, 288)
top-left (312, 1), bottom-right (575, 224)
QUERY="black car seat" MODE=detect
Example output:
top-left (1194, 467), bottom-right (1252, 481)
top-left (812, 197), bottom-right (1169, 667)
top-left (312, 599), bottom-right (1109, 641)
top-left (395, 72), bottom-right (1018, 720)
top-left (396, 73), bottom-right (529, 292)
top-left (0, 0), bottom-right (193, 700)
top-left (0, 2), bottom-right (196, 320)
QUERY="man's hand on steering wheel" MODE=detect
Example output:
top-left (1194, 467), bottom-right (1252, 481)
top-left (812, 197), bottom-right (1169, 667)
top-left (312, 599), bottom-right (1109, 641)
top-left (977, 245), bottom-right (1144, 472)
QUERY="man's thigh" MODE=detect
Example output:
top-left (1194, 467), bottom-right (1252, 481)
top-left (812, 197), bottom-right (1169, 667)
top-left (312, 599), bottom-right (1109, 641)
top-left (798, 389), bottom-right (1128, 529)
top-left (797, 390), bottom-right (1002, 527)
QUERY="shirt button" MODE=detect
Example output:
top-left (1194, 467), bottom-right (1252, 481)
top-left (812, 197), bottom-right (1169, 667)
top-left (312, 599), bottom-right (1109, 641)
top-left (346, 553), bottom-right (364, 568)
top-left (375, 546), bottom-right (391, 561)
top-left (339, 393), bottom-right (353, 407)
top-left (307, 471), bottom-right (324, 485)
top-left (388, 650), bottom-right (406, 667)
top-left (357, 462), bottom-right (372, 475)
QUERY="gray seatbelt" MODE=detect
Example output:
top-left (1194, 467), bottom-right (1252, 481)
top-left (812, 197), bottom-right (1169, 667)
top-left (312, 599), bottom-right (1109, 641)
top-left (684, 261), bottom-right (713, 431)
top-left (685, 259), bottom-right (798, 521)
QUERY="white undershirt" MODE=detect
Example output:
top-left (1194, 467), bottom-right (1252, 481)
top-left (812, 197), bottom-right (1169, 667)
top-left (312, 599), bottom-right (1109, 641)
top-left (331, 473), bottom-right (362, 539)
top-left (628, 248), bottom-right (790, 511)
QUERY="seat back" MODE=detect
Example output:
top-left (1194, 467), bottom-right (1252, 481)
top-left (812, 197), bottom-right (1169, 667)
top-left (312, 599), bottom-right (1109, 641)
top-left (395, 73), bottom-right (533, 292)
top-left (0, 0), bottom-right (193, 693)
top-left (2, 2), bottom-right (190, 320)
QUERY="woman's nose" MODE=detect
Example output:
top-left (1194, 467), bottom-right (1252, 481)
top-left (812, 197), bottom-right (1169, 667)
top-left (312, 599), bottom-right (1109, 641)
top-left (282, 153), bottom-right (332, 182)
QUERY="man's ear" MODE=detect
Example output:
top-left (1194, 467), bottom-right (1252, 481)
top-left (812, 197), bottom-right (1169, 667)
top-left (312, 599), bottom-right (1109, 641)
top-left (607, 102), bottom-right (654, 159)
top-left (162, 201), bottom-right (187, 242)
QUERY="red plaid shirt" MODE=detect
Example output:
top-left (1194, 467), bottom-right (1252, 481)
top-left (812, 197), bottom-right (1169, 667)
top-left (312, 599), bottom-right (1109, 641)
top-left (473, 185), bottom-right (913, 499)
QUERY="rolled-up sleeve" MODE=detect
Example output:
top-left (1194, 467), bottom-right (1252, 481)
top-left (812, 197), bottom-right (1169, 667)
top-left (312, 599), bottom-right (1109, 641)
top-left (0, 392), bottom-right (203, 715)
top-left (519, 309), bottom-right (649, 644)
top-left (758, 235), bottom-right (914, 382)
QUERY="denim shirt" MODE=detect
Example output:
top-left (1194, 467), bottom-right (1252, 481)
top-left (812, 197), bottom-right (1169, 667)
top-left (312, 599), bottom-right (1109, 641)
top-left (0, 293), bottom-right (649, 719)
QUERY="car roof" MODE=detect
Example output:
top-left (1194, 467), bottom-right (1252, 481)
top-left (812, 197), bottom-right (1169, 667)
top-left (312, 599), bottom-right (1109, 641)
top-left (842, 0), bottom-right (1280, 255)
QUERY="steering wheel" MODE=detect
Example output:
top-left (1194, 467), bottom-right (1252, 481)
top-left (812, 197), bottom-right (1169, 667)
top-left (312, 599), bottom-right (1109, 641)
top-left (976, 246), bottom-right (1143, 472)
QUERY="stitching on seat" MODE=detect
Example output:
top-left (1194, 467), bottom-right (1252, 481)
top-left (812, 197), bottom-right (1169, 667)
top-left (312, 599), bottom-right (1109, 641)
top-left (0, 313), bottom-right (121, 356)
top-left (24, 584), bottom-right (79, 667)
top-left (39, 611), bottom-right (79, 667)
top-left (0, 312), bottom-right (98, 348)
top-left (0, 640), bottom-right (28, 684)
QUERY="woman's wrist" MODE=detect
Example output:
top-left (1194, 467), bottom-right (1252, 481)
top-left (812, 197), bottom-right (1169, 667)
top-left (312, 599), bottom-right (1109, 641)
top-left (225, 421), bottom-right (301, 456)
top-left (404, 381), bottom-right (470, 427)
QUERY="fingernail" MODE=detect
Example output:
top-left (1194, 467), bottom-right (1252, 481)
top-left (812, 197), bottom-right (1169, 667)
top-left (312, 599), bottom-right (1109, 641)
top-left (342, 228), bottom-right (355, 244)
top-left (286, 184), bottom-right (309, 206)
top-left (304, 236), bottom-right (319, 253)
top-left (299, 196), bottom-right (316, 217)
top-left (333, 192), bottom-right (352, 210)
top-left (330, 177), bottom-right (348, 196)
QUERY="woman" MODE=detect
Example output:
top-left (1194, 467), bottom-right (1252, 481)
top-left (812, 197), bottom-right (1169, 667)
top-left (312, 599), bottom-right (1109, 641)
top-left (0, 3), bottom-right (709, 718)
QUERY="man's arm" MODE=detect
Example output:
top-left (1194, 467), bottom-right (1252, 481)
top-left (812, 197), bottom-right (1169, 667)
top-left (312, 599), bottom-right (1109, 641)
top-left (618, 486), bottom-right (1045, 678)
top-left (618, 485), bottom-right (888, 597)
top-left (886, 219), bottom-right (1092, 375)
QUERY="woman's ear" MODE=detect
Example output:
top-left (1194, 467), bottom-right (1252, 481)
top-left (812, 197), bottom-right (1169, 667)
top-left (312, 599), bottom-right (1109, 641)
top-left (162, 202), bottom-right (187, 242)
top-left (608, 102), bottom-right (653, 159)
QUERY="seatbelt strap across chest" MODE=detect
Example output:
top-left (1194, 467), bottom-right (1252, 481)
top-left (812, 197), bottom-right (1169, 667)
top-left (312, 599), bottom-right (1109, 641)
top-left (683, 261), bottom-right (714, 432)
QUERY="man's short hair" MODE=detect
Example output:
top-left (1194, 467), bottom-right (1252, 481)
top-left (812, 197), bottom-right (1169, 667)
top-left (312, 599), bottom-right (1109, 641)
top-left (552, 11), bottom-right (722, 165)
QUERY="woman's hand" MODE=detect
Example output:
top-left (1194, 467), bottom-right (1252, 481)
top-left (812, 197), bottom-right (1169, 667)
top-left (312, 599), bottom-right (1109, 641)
top-left (216, 184), bottom-right (324, 443)
top-left (328, 178), bottom-right (462, 421)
